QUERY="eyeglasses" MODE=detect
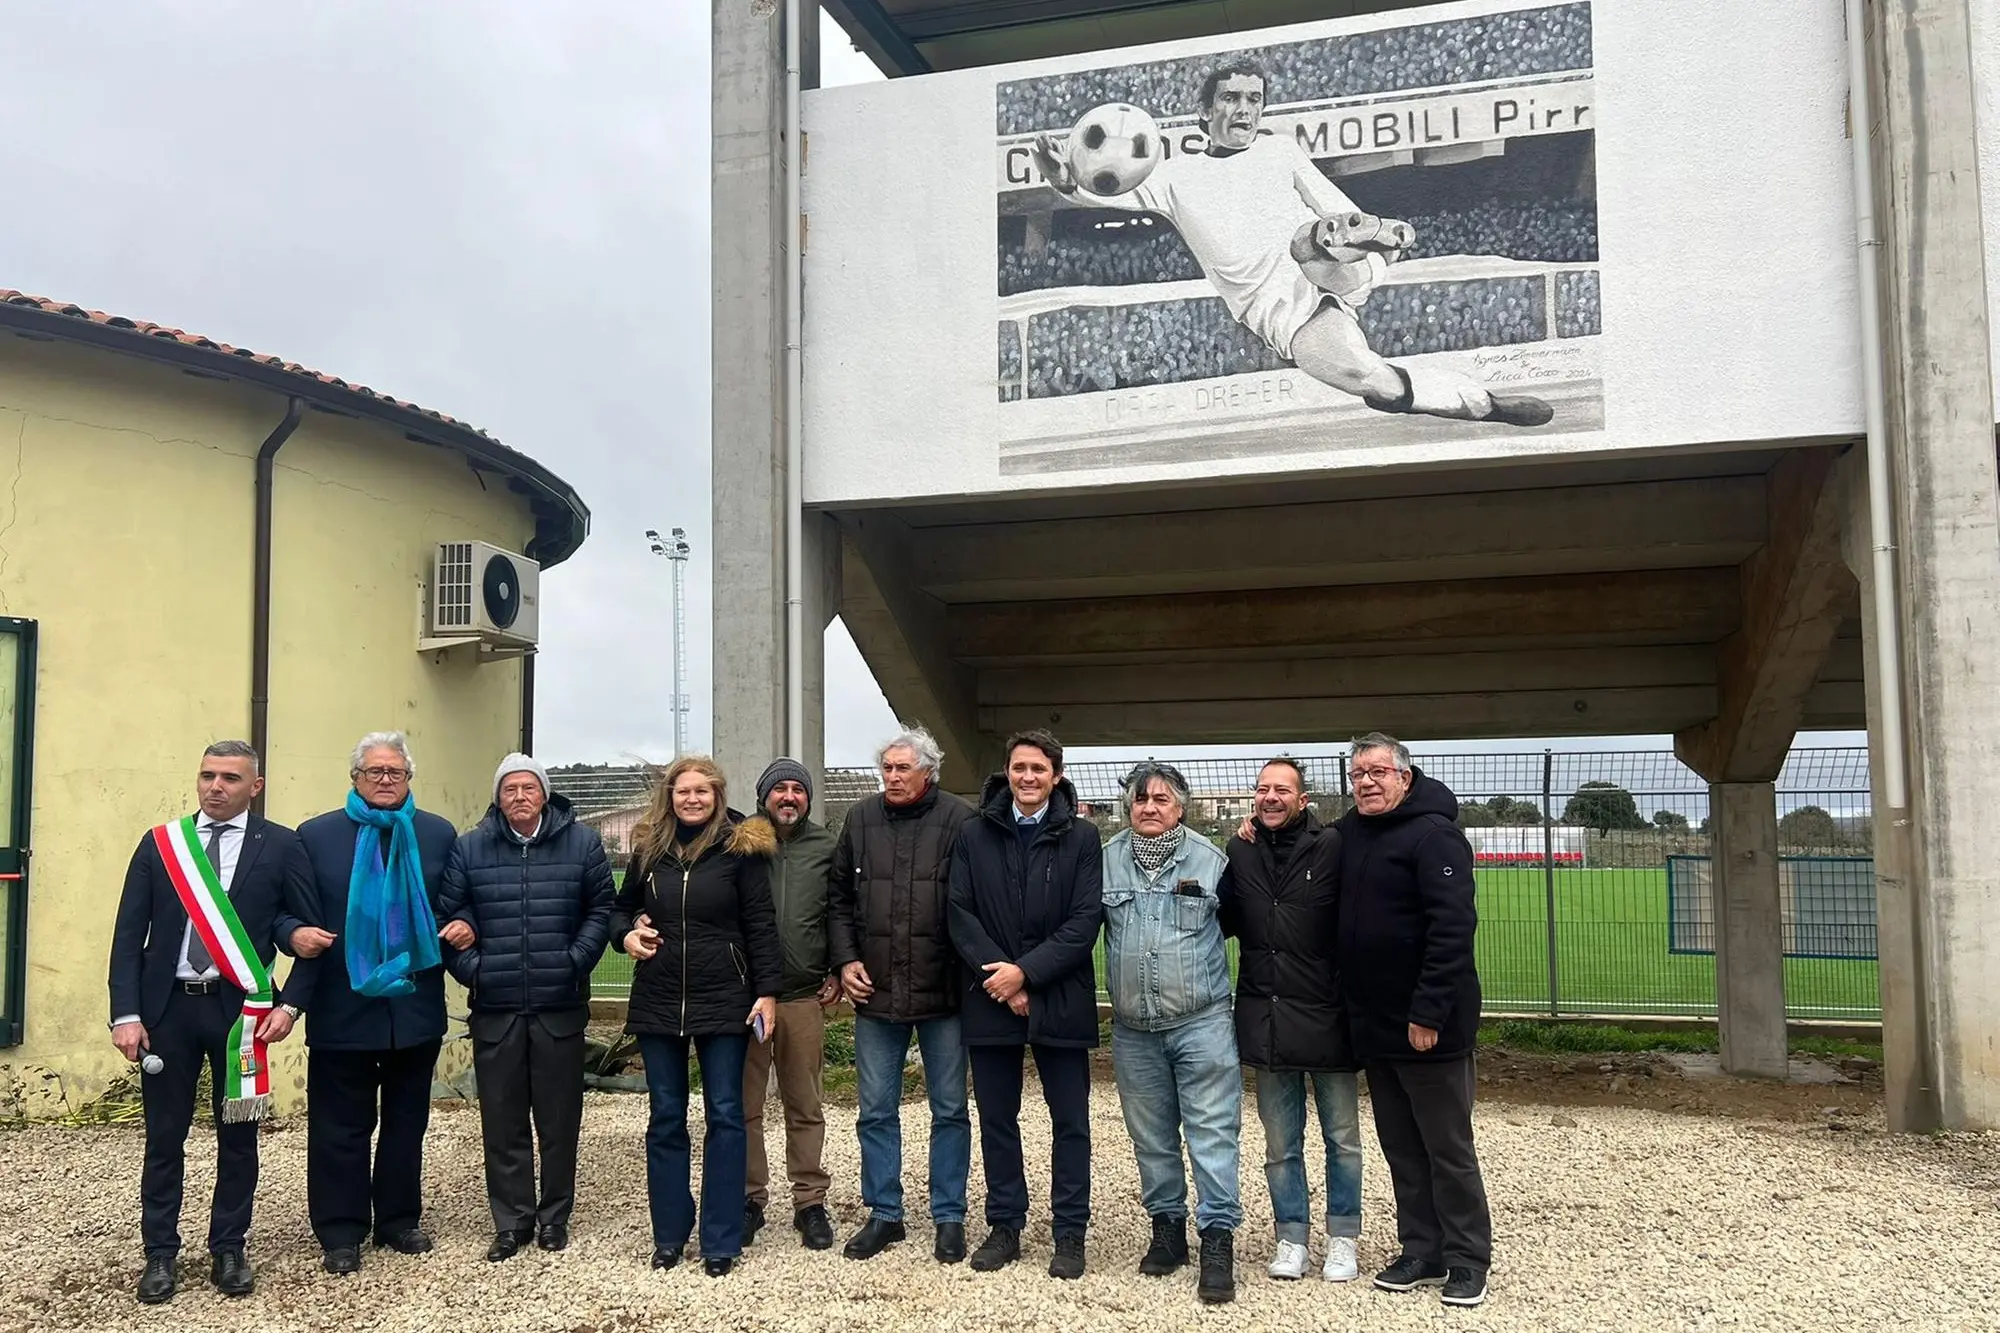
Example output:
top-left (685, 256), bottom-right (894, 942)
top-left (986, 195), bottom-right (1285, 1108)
top-left (358, 767), bottom-right (409, 782)
top-left (1347, 766), bottom-right (1401, 785)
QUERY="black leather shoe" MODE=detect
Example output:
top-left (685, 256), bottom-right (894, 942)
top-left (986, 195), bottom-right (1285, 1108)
top-left (537, 1224), bottom-right (569, 1252)
top-left (486, 1228), bottom-right (533, 1262)
top-left (650, 1245), bottom-right (684, 1271)
top-left (744, 1200), bottom-right (766, 1242)
top-left (210, 1248), bottom-right (254, 1297)
top-left (969, 1224), bottom-right (1020, 1272)
top-left (321, 1245), bottom-right (361, 1276)
top-left (376, 1227), bottom-right (433, 1255)
top-left (136, 1256), bottom-right (176, 1305)
top-left (842, 1217), bottom-right (906, 1260)
top-left (794, 1205), bottom-right (834, 1251)
top-left (934, 1222), bottom-right (966, 1264)
top-left (703, 1256), bottom-right (734, 1277)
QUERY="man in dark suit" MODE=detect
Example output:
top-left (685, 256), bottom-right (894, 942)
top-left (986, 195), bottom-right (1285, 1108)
top-left (107, 740), bottom-right (306, 1305)
top-left (282, 731), bottom-right (461, 1275)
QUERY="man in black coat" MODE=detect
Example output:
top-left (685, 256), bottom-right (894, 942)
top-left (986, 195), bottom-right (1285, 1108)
top-left (946, 729), bottom-right (1103, 1281)
top-left (107, 740), bottom-right (304, 1305)
top-left (827, 725), bottom-right (976, 1265)
top-left (1219, 757), bottom-right (1364, 1285)
top-left (1336, 732), bottom-right (1491, 1309)
top-left (283, 731), bottom-right (460, 1276)
top-left (438, 753), bottom-right (615, 1260)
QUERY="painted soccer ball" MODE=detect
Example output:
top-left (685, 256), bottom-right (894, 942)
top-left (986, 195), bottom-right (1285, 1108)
top-left (1066, 103), bottom-right (1162, 198)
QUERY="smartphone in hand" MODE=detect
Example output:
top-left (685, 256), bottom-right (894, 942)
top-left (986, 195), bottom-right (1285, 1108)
top-left (752, 1012), bottom-right (769, 1043)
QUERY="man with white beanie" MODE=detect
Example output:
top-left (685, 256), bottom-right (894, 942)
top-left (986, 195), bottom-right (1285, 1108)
top-left (436, 753), bottom-right (616, 1259)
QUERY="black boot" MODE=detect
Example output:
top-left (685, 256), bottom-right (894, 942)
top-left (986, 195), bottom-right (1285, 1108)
top-left (1197, 1227), bottom-right (1235, 1305)
top-left (1138, 1214), bottom-right (1187, 1276)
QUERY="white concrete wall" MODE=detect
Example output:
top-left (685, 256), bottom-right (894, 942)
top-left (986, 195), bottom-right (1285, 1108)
top-left (802, 0), bottom-right (1879, 504)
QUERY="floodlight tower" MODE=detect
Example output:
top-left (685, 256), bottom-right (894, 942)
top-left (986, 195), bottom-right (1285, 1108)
top-left (645, 526), bottom-right (694, 756)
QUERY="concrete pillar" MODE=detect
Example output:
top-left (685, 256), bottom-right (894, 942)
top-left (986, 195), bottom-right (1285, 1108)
top-left (711, 0), bottom-right (828, 790)
top-left (1710, 782), bottom-right (1788, 1080)
top-left (1838, 451), bottom-right (1939, 1131)
top-left (1868, 0), bottom-right (2000, 1128)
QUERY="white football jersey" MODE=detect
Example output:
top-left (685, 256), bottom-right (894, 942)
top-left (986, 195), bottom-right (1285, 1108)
top-left (1098, 131), bottom-right (1357, 326)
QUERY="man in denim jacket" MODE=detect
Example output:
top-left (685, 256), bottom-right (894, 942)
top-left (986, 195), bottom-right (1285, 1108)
top-left (1102, 761), bottom-right (1239, 1305)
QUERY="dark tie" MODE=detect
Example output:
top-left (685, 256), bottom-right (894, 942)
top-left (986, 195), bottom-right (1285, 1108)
top-left (186, 822), bottom-right (227, 974)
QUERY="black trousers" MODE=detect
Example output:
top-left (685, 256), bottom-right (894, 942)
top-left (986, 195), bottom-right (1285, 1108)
top-left (139, 988), bottom-right (260, 1258)
top-left (1366, 1055), bottom-right (1493, 1270)
top-left (471, 1010), bottom-right (588, 1232)
top-left (306, 1039), bottom-right (442, 1249)
top-left (968, 1043), bottom-right (1091, 1238)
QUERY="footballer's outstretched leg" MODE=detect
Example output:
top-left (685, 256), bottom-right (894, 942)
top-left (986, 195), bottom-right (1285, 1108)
top-left (1288, 306), bottom-right (1553, 427)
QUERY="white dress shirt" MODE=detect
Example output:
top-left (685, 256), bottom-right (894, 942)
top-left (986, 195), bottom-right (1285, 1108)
top-left (112, 809), bottom-right (248, 1029)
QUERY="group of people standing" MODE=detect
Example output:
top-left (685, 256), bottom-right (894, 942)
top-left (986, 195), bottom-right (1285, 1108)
top-left (107, 722), bottom-right (1491, 1311)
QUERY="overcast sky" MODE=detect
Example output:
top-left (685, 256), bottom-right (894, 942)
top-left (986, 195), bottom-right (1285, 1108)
top-left (0, 5), bottom-right (1858, 770)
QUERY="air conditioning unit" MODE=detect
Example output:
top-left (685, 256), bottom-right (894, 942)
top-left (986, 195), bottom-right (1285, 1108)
top-left (429, 540), bottom-right (539, 647)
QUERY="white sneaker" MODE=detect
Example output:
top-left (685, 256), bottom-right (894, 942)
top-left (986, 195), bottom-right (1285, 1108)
top-left (1322, 1236), bottom-right (1359, 1282)
top-left (1267, 1239), bottom-right (1310, 1280)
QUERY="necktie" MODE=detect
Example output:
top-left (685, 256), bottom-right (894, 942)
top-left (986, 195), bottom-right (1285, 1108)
top-left (186, 823), bottom-right (227, 974)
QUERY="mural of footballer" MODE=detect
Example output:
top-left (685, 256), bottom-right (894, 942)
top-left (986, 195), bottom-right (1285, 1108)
top-left (1030, 62), bottom-right (1555, 429)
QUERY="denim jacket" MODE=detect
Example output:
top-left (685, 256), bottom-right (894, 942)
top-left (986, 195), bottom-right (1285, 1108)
top-left (1102, 827), bottom-right (1231, 1032)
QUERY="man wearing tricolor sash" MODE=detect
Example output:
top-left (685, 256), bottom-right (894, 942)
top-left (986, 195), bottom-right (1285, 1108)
top-left (108, 740), bottom-right (308, 1306)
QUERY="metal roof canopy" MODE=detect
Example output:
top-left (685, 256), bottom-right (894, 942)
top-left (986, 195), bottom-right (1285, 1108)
top-left (821, 0), bottom-right (1444, 76)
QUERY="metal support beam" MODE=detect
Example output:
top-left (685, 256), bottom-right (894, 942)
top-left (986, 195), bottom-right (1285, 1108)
top-left (821, 0), bottom-right (932, 76)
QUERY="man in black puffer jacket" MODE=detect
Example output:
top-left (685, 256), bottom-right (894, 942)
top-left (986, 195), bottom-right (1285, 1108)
top-left (1335, 733), bottom-right (1490, 1310)
top-left (1219, 757), bottom-right (1363, 1285)
top-left (947, 730), bottom-right (1103, 1282)
top-left (438, 753), bottom-right (616, 1260)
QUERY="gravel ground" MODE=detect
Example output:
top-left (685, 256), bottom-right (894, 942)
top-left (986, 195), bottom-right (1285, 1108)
top-left (2, 1079), bottom-right (1996, 1333)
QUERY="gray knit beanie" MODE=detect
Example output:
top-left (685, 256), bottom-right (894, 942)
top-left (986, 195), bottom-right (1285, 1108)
top-left (493, 752), bottom-right (549, 802)
top-left (756, 757), bottom-right (813, 808)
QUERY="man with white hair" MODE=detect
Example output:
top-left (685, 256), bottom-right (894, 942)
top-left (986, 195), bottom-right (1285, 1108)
top-left (437, 753), bottom-right (616, 1260)
top-left (1335, 732), bottom-right (1491, 1309)
top-left (827, 725), bottom-right (977, 1265)
top-left (284, 732), bottom-right (461, 1276)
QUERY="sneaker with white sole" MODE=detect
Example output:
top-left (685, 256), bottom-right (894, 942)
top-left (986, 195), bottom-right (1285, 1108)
top-left (1441, 1266), bottom-right (1488, 1307)
top-left (1322, 1236), bottom-right (1358, 1282)
top-left (1266, 1239), bottom-right (1310, 1280)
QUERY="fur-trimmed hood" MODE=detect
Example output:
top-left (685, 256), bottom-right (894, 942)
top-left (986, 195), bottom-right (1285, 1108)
top-left (726, 811), bottom-right (779, 858)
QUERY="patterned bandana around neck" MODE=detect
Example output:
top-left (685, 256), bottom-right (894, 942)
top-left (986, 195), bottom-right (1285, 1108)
top-left (1129, 824), bottom-right (1186, 882)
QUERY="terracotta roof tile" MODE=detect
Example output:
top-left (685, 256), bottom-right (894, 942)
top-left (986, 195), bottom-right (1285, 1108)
top-left (0, 288), bottom-right (483, 437)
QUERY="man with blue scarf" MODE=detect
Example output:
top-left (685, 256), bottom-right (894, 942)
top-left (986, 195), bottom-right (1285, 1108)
top-left (283, 731), bottom-right (459, 1276)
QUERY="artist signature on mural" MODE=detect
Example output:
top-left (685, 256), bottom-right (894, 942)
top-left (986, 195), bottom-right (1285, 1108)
top-left (1473, 341), bottom-right (1586, 385)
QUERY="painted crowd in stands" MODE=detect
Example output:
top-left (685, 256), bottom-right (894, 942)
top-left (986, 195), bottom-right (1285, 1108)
top-left (108, 725), bottom-right (1490, 1309)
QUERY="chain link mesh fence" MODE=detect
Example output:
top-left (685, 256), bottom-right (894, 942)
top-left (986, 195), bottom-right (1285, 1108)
top-left (563, 747), bottom-right (1877, 1022)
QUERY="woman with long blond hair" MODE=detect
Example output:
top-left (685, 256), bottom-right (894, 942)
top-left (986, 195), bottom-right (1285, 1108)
top-left (609, 756), bottom-right (781, 1276)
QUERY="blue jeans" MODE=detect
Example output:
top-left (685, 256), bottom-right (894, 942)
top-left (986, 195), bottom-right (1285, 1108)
top-left (639, 1033), bottom-right (750, 1259)
top-left (1255, 1067), bottom-right (1362, 1243)
top-left (852, 1013), bottom-right (971, 1224)
top-left (1111, 1006), bottom-right (1243, 1232)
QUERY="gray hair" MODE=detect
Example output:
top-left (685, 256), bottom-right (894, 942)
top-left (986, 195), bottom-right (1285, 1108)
top-left (350, 730), bottom-right (416, 778)
top-left (203, 739), bottom-right (261, 775)
top-left (1121, 760), bottom-right (1190, 820)
top-left (877, 724), bottom-right (943, 776)
top-left (1349, 732), bottom-right (1413, 772)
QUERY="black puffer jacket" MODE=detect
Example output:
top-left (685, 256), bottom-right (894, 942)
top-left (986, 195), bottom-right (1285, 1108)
top-left (611, 813), bottom-right (783, 1037)
top-left (946, 776), bottom-right (1104, 1049)
top-left (437, 793), bottom-right (616, 1014)
top-left (1336, 770), bottom-right (1481, 1063)
top-left (829, 785), bottom-right (976, 1023)
top-left (1219, 810), bottom-right (1353, 1072)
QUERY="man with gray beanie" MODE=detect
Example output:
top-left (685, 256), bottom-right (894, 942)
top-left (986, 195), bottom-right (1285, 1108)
top-left (437, 753), bottom-right (616, 1258)
top-left (742, 757), bottom-right (842, 1250)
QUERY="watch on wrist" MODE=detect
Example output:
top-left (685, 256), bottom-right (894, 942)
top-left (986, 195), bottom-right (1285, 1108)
top-left (281, 1004), bottom-right (303, 1020)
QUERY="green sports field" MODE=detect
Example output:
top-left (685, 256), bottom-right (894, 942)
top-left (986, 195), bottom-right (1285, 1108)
top-left (591, 867), bottom-right (1881, 1021)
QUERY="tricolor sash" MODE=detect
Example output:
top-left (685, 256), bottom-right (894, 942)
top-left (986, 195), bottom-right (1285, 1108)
top-left (152, 816), bottom-right (275, 1122)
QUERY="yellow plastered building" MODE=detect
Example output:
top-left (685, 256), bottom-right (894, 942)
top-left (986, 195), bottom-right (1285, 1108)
top-left (0, 290), bottom-right (589, 1118)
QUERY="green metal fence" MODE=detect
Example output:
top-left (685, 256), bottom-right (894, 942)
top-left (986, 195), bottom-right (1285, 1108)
top-left (575, 747), bottom-right (1879, 1022)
